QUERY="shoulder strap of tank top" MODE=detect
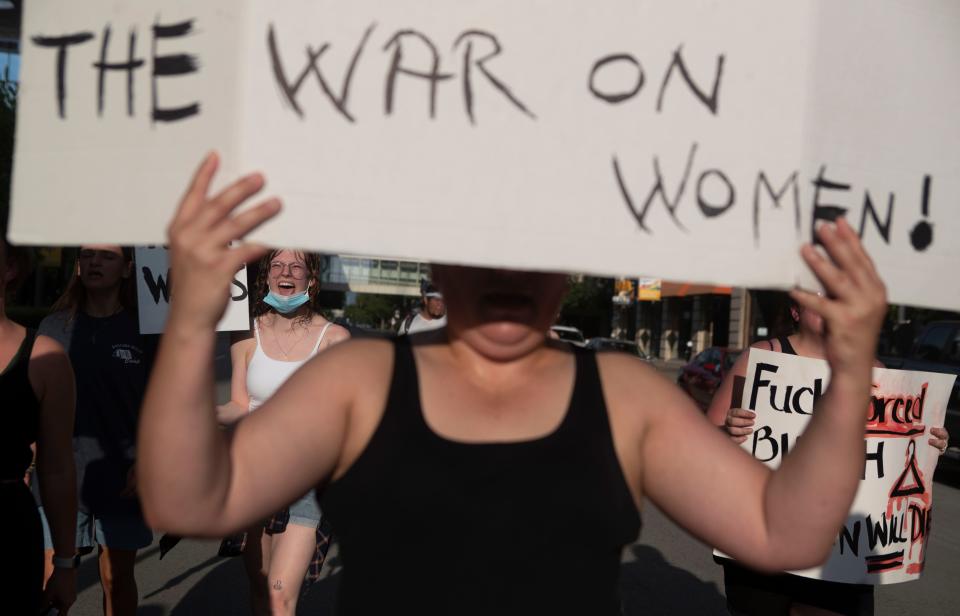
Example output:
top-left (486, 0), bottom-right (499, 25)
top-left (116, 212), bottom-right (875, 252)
top-left (777, 335), bottom-right (798, 356)
top-left (18, 329), bottom-right (38, 368)
top-left (253, 318), bottom-right (262, 347)
top-left (310, 322), bottom-right (333, 355)
top-left (562, 347), bottom-right (606, 433)
top-left (375, 336), bottom-right (422, 437)
top-left (23, 328), bottom-right (38, 356)
top-left (390, 335), bottom-right (417, 399)
top-left (3, 328), bottom-right (38, 378)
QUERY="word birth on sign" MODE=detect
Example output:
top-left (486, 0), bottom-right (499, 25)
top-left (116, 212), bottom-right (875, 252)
top-left (738, 349), bottom-right (955, 584)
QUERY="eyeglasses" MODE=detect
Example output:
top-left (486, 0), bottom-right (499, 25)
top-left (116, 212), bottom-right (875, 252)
top-left (269, 261), bottom-right (307, 280)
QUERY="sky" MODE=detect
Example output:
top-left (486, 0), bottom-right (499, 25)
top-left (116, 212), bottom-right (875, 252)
top-left (0, 51), bottom-right (18, 82)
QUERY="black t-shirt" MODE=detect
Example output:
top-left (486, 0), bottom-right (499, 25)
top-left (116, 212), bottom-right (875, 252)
top-left (36, 309), bottom-right (156, 515)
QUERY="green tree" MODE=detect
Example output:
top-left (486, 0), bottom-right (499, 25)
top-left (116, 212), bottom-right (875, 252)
top-left (344, 293), bottom-right (406, 330)
top-left (559, 276), bottom-right (613, 338)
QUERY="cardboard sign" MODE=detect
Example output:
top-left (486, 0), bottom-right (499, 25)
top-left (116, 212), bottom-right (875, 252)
top-left (10, 1), bottom-right (960, 310)
top-left (135, 247), bottom-right (250, 334)
top-left (734, 349), bottom-right (956, 584)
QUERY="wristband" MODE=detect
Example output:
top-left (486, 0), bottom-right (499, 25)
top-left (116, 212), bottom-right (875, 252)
top-left (52, 554), bottom-right (81, 569)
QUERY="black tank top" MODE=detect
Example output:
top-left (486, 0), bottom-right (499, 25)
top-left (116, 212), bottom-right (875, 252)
top-left (320, 338), bottom-right (642, 615)
top-left (1, 329), bottom-right (40, 481)
top-left (775, 336), bottom-right (797, 356)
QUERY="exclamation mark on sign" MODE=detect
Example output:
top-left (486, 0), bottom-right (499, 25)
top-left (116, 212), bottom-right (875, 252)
top-left (909, 176), bottom-right (933, 251)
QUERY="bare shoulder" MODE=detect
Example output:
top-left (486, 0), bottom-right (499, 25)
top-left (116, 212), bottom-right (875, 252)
top-left (29, 334), bottom-right (71, 375)
top-left (595, 352), bottom-right (680, 418)
top-left (28, 334), bottom-right (73, 397)
top-left (303, 336), bottom-right (393, 381)
top-left (324, 323), bottom-right (351, 344)
top-left (230, 335), bottom-right (257, 360)
top-left (31, 333), bottom-right (67, 358)
top-left (751, 339), bottom-right (777, 352)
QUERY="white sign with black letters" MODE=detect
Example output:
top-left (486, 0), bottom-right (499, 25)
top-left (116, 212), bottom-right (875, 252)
top-left (726, 349), bottom-right (955, 584)
top-left (11, 1), bottom-right (960, 310)
top-left (135, 247), bottom-right (250, 334)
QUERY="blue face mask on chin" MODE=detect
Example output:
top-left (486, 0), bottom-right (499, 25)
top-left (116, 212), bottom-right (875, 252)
top-left (264, 290), bottom-right (310, 314)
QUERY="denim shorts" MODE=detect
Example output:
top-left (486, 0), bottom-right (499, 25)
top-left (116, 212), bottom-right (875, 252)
top-left (287, 489), bottom-right (321, 527)
top-left (39, 506), bottom-right (153, 552)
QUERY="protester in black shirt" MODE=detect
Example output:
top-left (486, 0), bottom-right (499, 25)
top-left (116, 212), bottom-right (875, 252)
top-left (37, 244), bottom-right (154, 616)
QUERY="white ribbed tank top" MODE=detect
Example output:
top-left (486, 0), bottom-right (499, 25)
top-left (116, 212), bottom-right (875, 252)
top-left (247, 320), bottom-right (332, 412)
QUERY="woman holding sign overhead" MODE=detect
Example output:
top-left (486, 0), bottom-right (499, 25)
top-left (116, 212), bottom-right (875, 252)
top-left (216, 248), bottom-right (348, 616)
top-left (706, 295), bottom-right (950, 616)
top-left (139, 154), bottom-right (890, 614)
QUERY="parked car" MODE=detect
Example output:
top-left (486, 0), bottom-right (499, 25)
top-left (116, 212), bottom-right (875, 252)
top-left (677, 346), bottom-right (741, 410)
top-left (880, 320), bottom-right (960, 457)
top-left (585, 337), bottom-right (652, 361)
top-left (550, 325), bottom-right (586, 346)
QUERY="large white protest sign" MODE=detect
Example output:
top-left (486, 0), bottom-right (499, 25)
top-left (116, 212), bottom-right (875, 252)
top-left (10, 1), bottom-right (960, 310)
top-left (726, 349), bottom-right (956, 584)
top-left (135, 247), bottom-right (250, 334)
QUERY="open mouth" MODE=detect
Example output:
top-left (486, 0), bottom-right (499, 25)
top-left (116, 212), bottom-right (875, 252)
top-left (477, 292), bottom-right (537, 322)
top-left (276, 281), bottom-right (297, 295)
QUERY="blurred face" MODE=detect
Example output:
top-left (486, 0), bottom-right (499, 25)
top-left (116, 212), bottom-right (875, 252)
top-left (424, 295), bottom-right (446, 319)
top-left (432, 265), bottom-right (568, 360)
top-left (792, 303), bottom-right (824, 336)
top-left (267, 250), bottom-right (312, 296)
top-left (78, 245), bottom-right (129, 290)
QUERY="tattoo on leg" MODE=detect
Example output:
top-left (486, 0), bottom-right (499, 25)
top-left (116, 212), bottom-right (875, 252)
top-left (273, 579), bottom-right (283, 590)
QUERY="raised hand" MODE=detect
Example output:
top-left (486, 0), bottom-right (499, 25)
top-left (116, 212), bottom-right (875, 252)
top-left (790, 218), bottom-right (887, 382)
top-left (166, 153), bottom-right (281, 333)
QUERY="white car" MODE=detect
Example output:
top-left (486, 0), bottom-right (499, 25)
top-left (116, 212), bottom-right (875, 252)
top-left (550, 325), bottom-right (586, 347)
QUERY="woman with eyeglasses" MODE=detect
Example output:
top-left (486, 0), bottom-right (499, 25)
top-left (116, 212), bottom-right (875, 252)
top-left (216, 249), bottom-right (348, 616)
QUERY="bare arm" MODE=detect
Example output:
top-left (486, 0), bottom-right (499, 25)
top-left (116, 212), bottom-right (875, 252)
top-left (632, 219), bottom-right (886, 571)
top-left (30, 335), bottom-right (77, 560)
top-left (216, 335), bottom-right (253, 425)
top-left (30, 335), bottom-right (78, 613)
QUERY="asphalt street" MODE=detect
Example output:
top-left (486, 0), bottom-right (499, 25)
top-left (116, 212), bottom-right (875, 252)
top-left (61, 363), bottom-right (960, 615)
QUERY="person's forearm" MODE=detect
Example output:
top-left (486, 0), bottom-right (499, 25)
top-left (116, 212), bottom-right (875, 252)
top-left (38, 468), bottom-right (77, 558)
top-left (138, 322), bottom-right (231, 533)
top-left (760, 369), bottom-right (870, 569)
top-left (216, 401), bottom-right (248, 426)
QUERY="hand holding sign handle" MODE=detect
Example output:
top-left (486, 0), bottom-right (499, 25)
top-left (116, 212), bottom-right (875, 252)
top-left (166, 153), bottom-right (281, 333)
top-left (724, 408), bottom-right (755, 444)
top-left (929, 426), bottom-right (949, 455)
top-left (790, 218), bottom-right (887, 386)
